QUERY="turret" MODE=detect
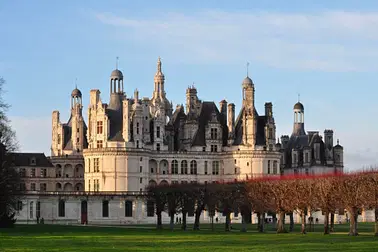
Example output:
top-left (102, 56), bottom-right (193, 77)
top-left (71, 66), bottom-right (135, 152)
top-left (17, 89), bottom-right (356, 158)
top-left (292, 101), bottom-right (305, 136)
top-left (227, 103), bottom-right (235, 138)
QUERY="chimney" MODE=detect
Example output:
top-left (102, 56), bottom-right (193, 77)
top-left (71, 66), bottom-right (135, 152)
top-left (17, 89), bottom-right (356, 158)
top-left (227, 103), bottom-right (235, 135)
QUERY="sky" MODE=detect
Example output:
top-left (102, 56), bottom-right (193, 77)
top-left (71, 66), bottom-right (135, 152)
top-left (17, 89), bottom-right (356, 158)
top-left (1, 0), bottom-right (378, 171)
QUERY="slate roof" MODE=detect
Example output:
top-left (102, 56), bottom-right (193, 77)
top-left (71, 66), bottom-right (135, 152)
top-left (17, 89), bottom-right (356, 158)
top-left (9, 153), bottom-right (54, 167)
top-left (106, 93), bottom-right (125, 142)
top-left (62, 115), bottom-right (89, 151)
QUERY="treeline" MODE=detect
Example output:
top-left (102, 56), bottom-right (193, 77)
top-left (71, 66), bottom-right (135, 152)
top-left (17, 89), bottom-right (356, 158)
top-left (146, 172), bottom-right (378, 236)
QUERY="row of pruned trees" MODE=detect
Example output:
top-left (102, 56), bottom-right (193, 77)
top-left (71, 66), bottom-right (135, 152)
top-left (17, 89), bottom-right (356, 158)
top-left (146, 172), bottom-right (378, 236)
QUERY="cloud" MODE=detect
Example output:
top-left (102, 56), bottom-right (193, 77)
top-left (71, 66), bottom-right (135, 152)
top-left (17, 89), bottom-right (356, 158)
top-left (94, 10), bottom-right (378, 71)
top-left (9, 116), bottom-right (51, 155)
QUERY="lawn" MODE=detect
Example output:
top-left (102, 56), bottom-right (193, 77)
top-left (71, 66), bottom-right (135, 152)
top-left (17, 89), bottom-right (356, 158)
top-left (0, 223), bottom-right (378, 252)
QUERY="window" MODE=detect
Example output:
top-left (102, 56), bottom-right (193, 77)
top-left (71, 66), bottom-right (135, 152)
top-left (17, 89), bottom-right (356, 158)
top-left (190, 181), bottom-right (197, 184)
top-left (202, 147), bottom-right (206, 152)
top-left (156, 143), bottom-right (160, 151)
top-left (156, 126), bottom-right (160, 138)
top-left (268, 160), bottom-right (271, 174)
top-left (102, 200), bottom-right (109, 217)
top-left (97, 140), bottom-right (103, 148)
top-left (140, 157), bottom-right (143, 161)
top-left (77, 137), bottom-right (80, 143)
top-left (305, 152), bottom-right (309, 163)
top-left (181, 160), bottom-right (188, 174)
top-left (181, 181), bottom-right (188, 184)
top-left (293, 154), bottom-right (297, 164)
top-left (140, 166), bottom-right (142, 173)
top-left (172, 181), bottom-right (178, 184)
top-left (147, 201), bottom-right (155, 217)
top-left (17, 201), bottom-right (23, 211)
top-left (36, 201), bottom-right (41, 219)
top-left (204, 161), bottom-right (208, 175)
top-left (171, 160), bottom-right (178, 174)
top-left (20, 183), bottom-right (26, 191)
top-left (140, 178), bottom-right (142, 183)
top-left (88, 159), bottom-right (91, 173)
top-left (31, 183), bottom-right (36, 191)
top-left (211, 145), bottom-right (218, 152)
top-left (95, 179), bottom-right (100, 192)
top-left (273, 161), bottom-right (278, 174)
top-left (212, 161), bottom-right (219, 175)
top-left (234, 167), bottom-right (237, 174)
top-left (190, 160), bottom-right (197, 175)
top-left (125, 201), bottom-right (133, 217)
top-left (30, 158), bottom-right (36, 165)
top-left (31, 168), bottom-right (36, 177)
top-left (58, 200), bottom-right (65, 217)
top-left (136, 140), bottom-right (139, 148)
top-left (30, 201), bottom-right (33, 218)
top-left (88, 180), bottom-right (91, 191)
top-left (136, 123), bottom-right (139, 134)
top-left (40, 169), bottom-right (47, 178)
top-left (19, 168), bottom-right (26, 177)
top-left (94, 158), bottom-right (99, 172)
top-left (40, 183), bottom-right (47, 192)
top-left (77, 128), bottom-right (80, 133)
top-left (210, 128), bottom-right (218, 140)
top-left (97, 121), bottom-right (103, 134)
top-left (234, 159), bottom-right (237, 164)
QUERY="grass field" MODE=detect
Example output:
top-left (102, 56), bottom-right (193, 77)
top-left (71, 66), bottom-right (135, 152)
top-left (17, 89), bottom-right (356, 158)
top-left (1, 223), bottom-right (378, 251)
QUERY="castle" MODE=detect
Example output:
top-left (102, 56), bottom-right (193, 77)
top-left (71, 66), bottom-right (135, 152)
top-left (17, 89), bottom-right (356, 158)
top-left (13, 58), bottom-right (344, 225)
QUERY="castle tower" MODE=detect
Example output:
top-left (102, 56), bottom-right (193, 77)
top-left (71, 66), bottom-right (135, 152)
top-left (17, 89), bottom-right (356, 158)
top-left (292, 101), bottom-right (306, 136)
top-left (333, 139), bottom-right (344, 172)
top-left (70, 87), bottom-right (85, 153)
top-left (186, 85), bottom-right (199, 117)
top-left (152, 57), bottom-right (166, 101)
top-left (242, 75), bottom-right (256, 146)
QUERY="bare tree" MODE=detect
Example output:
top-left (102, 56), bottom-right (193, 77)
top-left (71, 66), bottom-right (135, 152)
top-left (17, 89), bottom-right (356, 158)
top-left (164, 185), bottom-right (180, 231)
top-left (146, 184), bottom-right (167, 230)
top-left (0, 78), bottom-right (18, 151)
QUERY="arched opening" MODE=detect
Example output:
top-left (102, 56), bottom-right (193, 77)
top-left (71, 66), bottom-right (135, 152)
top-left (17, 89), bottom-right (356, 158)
top-left (75, 183), bottom-right (84, 191)
top-left (149, 159), bottom-right (157, 174)
top-left (159, 180), bottom-right (168, 186)
top-left (56, 164), bottom-right (62, 178)
top-left (63, 183), bottom-right (73, 192)
top-left (171, 160), bottom-right (178, 174)
top-left (75, 164), bottom-right (84, 178)
top-left (190, 160), bottom-right (197, 175)
top-left (159, 159), bottom-right (168, 175)
top-left (56, 183), bottom-right (62, 191)
top-left (63, 164), bottom-right (73, 178)
top-left (181, 160), bottom-right (188, 174)
top-left (148, 180), bottom-right (157, 187)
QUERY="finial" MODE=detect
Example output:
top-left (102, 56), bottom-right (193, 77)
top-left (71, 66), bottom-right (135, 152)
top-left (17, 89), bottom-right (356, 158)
top-left (337, 139), bottom-right (340, 145)
top-left (75, 78), bottom-right (77, 89)
top-left (116, 56), bottom-right (119, 69)
top-left (298, 93), bottom-right (300, 102)
top-left (246, 62), bottom-right (250, 77)
top-left (157, 56), bottom-right (162, 72)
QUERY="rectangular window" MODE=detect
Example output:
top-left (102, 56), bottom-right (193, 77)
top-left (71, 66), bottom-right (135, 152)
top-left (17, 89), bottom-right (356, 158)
top-left (17, 201), bottom-right (23, 211)
top-left (202, 146), bottom-right (206, 152)
top-left (136, 140), bottom-right (139, 148)
top-left (40, 183), bottom-right (47, 192)
top-left (140, 178), bottom-right (142, 183)
top-left (171, 161), bottom-right (178, 174)
top-left (212, 161), bottom-right (219, 175)
top-left (211, 145), bottom-right (217, 152)
top-left (234, 167), bottom-right (237, 174)
top-left (140, 166), bottom-right (142, 173)
top-left (36, 201), bottom-right (41, 219)
top-left (97, 121), bottom-right (103, 134)
top-left (19, 168), bottom-right (26, 177)
top-left (268, 160), bottom-right (271, 174)
top-left (97, 140), bottom-right (103, 148)
top-left (156, 143), bottom-right (160, 151)
top-left (102, 200), bottom-right (109, 217)
top-left (40, 168), bottom-right (47, 178)
top-left (77, 128), bottom-right (80, 133)
top-left (88, 180), bottom-right (91, 191)
top-left (204, 161), bottom-right (208, 175)
top-left (147, 201), bottom-right (155, 217)
top-left (77, 137), bottom-right (80, 143)
top-left (172, 181), bottom-right (178, 184)
top-left (125, 201), bottom-right (133, 217)
top-left (136, 122), bottom-right (139, 134)
top-left (94, 158), bottom-right (99, 172)
top-left (156, 126), bottom-right (160, 138)
top-left (30, 201), bottom-right (33, 218)
top-left (31, 168), bottom-right (36, 177)
top-left (31, 183), bottom-right (36, 191)
top-left (58, 200), bottom-right (65, 217)
top-left (210, 128), bottom-right (218, 140)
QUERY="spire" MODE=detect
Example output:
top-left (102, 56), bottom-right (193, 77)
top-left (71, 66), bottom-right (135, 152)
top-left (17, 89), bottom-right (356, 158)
top-left (116, 56), bottom-right (119, 70)
top-left (75, 78), bottom-right (77, 89)
top-left (246, 62), bottom-right (250, 77)
top-left (298, 93), bottom-right (300, 102)
top-left (157, 56), bottom-right (162, 73)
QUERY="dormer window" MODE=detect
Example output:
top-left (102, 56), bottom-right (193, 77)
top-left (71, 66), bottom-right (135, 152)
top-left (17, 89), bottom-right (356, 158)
top-left (210, 128), bottom-right (218, 140)
top-left (30, 157), bottom-right (36, 166)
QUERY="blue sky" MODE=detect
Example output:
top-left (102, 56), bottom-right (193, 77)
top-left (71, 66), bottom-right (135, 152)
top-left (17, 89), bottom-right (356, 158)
top-left (1, 0), bottom-right (378, 171)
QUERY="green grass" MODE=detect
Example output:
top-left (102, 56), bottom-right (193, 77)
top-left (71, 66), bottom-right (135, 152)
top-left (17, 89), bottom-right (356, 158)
top-left (0, 223), bottom-right (377, 251)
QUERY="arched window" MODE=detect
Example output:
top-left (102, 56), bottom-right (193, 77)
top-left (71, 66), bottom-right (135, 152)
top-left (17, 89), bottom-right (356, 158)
top-left (190, 160), bottom-right (197, 175)
top-left (181, 160), bottom-right (188, 174)
top-left (171, 160), bottom-right (178, 174)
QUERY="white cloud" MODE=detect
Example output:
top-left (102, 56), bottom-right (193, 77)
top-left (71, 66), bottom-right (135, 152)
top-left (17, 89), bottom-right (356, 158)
top-left (94, 10), bottom-right (378, 71)
top-left (9, 116), bottom-right (51, 155)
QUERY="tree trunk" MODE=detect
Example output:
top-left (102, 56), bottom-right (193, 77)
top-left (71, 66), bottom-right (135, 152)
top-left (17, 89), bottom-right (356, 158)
top-left (181, 212), bottom-right (187, 231)
top-left (256, 212), bottom-right (261, 231)
top-left (289, 212), bottom-right (294, 232)
top-left (211, 216), bottom-right (214, 231)
top-left (324, 211), bottom-right (329, 235)
top-left (225, 212), bottom-right (231, 232)
top-left (157, 211), bottom-right (163, 230)
top-left (193, 209), bottom-right (202, 230)
top-left (348, 209), bottom-right (358, 236)
top-left (330, 213), bottom-right (335, 232)
top-left (277, 211), bottom-right (287, 233)
top-left (301, 212), bottom-right (307, 234)
top-left (259, 212), bottom-right (265, 233)
top-left (169, 213), bottom-right (174, 231)
top-left (241, 214), bottom-right (247, 232)
top-left (375, 208), bottom-right (378, 236)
